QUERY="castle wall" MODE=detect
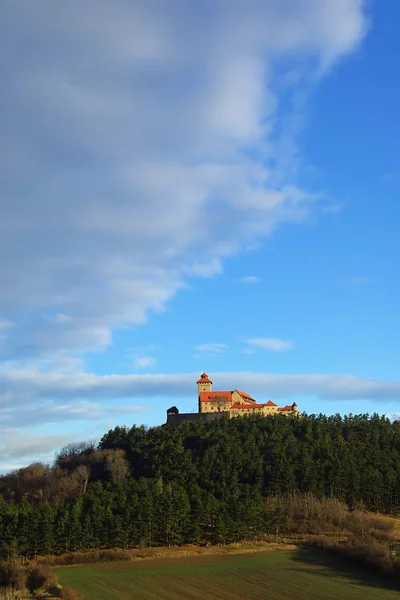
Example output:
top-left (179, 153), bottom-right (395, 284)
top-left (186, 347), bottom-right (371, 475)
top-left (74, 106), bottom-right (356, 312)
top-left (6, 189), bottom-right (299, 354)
top-left (167, 408), bottom-right (296, 425)
top-left (229, 408), bottom-right (295, 418)
top-left (231, 390), bottom-right (246, 405)
top-left (263, 405), bottom-right (279, 415)
top-left (166, 412), bottom-right (228, 426)
top-left (200, 400), bottom-right (230, 414)
top-left (230, 406), bottom-right (265, 418)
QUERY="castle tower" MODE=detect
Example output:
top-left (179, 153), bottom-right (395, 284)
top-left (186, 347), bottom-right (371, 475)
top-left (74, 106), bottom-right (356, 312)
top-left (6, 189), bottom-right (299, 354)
top-left (197, 372), bottom-right (212, 393)
top-left (197, 372), bottom-right (212, 413)
top-left (292, 402), bottom-right (299, 414)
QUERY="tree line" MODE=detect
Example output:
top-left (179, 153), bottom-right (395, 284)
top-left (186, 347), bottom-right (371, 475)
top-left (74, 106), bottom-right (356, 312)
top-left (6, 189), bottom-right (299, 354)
top-left (0, 413), bottom-right (399, 558)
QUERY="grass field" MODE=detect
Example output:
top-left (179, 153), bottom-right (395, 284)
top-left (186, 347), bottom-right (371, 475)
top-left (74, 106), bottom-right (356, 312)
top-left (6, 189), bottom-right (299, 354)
top-left (54, 549), bottom-right (400, 600)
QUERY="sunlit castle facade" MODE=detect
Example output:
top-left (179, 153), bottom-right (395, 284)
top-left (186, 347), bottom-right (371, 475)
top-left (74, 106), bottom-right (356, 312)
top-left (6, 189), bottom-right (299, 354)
top-left (197, 372), bottom-right (298, 417)
top-left (166, 373), bottom-right (298, 425)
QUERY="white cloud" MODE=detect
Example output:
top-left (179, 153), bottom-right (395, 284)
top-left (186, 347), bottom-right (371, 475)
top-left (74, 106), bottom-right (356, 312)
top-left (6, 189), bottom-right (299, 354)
top-left (240, 276), bottom-right (261, 284)
top-left (0, 1), bottom-right (370, 469)
top-left (340, 277), bottom-right (374, 285)
top-left (194, 343), bottom-right (228, 355)
top-left (246, 337), bottom-right (295, 352)
top-left (134, 356), bottom-right (157, 369)
top-left (242, 348), bottom-right (255, 355)
top-left (2, 361), bottom-right (400, 470)
top-left (382, 173), bottom-right (397, 182)
top-left (183, 258), bottom-right (223, 278)
top-left (387, 413), bottom-right (400, 422)
top-left (0, 393), bottom-right (13, 403)
top-left (1, 365), bottom-right (400, 411)
top-left (0, 429), bottom-right (77, 472)
top-left (0, 1), bottom-right (367, 361)
top-left (0, 393), bottom-right (147, 429)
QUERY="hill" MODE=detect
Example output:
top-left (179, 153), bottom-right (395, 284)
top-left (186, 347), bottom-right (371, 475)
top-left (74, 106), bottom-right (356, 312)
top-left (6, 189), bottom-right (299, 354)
top-left (0, 413), bottom-right (400, 559)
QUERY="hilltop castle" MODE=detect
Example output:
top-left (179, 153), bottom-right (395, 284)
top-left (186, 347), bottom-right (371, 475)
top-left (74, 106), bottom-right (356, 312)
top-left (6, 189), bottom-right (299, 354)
top-left (167, 372), bottom-right (298, 425)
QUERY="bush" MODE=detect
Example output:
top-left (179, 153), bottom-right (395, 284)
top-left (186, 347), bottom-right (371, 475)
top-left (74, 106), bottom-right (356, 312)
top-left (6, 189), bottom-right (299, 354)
top-left (99, 549), bottom-right (129, 562)
top-left (65, 551), bottom-right (100, 565)
top-left (0, 588), bottom-right (20, 600)
top-left (59, 586), bottom-right (84, 599)
top-left (44, 548), bottom-right (131, 566)
top-left (0, 562), bottom-right (26, 591)
top-left (308, 533), bottom-right (400, 582)
top-left (26, 562), bottom-right (57, 593)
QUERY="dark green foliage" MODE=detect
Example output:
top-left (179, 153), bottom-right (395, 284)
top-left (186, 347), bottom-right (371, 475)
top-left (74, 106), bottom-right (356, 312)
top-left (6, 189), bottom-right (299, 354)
top-left (0, 413), bottom-right (400, 558)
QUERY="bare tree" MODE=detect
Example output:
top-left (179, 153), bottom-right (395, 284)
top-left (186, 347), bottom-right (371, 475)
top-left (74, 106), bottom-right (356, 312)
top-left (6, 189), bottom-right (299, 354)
top-left (56, 441), bottom-right (96, 465)
top-left (72, 465), bottom-right (90, 494)
top-left (105, 450), bottom-right (130, 484)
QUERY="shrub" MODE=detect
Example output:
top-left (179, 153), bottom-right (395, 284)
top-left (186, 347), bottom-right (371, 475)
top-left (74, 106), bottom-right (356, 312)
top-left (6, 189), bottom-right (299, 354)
top-left (45, 548), bottom-right (131, 566)
top-left (99, 549), bottom-right (129, 562)
top-left (0, 588), bottom-right (20, 600)
top-left (0, 562), bottom-right (25, 591)
top-left (26, 562), bottom-right (57, 593)
top-left (369, 517), bottom-right (395, 532)
top-left (308, 533), bottom-right (400, 582)
top-left (65, 551), bottom-right (100, 565)
top-left (59, 586), bottom-right (84, 599)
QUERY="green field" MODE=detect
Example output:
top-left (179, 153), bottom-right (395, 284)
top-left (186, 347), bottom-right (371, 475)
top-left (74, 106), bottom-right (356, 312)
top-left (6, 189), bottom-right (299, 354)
top-left (54, 549), bottom-right (400, 600)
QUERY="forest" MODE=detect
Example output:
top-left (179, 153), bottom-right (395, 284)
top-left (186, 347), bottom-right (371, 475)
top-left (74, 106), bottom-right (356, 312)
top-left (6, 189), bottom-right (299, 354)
top-left (0, 413), bottom-right (399, 559)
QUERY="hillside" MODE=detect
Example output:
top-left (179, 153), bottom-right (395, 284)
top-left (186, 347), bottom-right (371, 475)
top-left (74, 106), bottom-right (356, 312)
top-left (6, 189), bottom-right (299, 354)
top-left (0, 413), bottom-right (400, 559)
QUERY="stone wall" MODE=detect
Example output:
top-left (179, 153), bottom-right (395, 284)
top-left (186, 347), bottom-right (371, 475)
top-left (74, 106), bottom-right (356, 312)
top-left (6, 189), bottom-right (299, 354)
top-left (166, 412), bottom-right (228, 426)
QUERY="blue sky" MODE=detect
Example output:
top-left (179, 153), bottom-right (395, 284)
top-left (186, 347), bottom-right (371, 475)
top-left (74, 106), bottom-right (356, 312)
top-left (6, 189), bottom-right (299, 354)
top-left (1, 0), bottom-right (399, 471)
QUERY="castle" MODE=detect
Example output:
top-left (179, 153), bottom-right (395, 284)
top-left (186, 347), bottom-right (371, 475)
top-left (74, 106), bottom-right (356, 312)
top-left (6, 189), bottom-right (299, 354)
top-left (166, 372), bottom-right (299, 425)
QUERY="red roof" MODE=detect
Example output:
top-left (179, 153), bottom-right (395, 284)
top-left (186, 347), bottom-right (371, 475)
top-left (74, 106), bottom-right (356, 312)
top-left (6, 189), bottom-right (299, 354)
top-left (197, 372), bottom-right (212, 384)
top-left (278, 405), bottom-right (293, 411)
top-left (199, 391), bottom-right (232, 402)
top-left (231, 403), bottom-right (268, 409)
top-left (265, 400), bottom-right (278, 407)
top-left (236, 390), bottom-right (254, 401)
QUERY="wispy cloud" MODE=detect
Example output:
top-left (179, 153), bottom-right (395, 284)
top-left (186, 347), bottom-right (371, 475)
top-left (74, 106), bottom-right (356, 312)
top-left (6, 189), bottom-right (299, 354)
top-left (0, 393), bottom-right (13, 403)
top-left (339, 277), bottom-right (374, 286)
top-left (0, 2), bottom-right (369, 470)
top-left (0, 1), bottom-right (367, 362)
top-left (2, 366), bottom-right (400, 410)
top-left (0, 429), bottom-right (78, 473)
top-left (184, 258), bottom-right (223, 278)
top-left (134, 356), bottom-right (157, 369)
top-left (240, 276), bottom-right (261, 284)
top-left (2, 362), bottom-right (400, 470)
top-left (242, 348), bottom-right (255, 355)
top-left (387, 413), bottom-right (400, 422)
top-left (194, 343), bottom-right (228, 355)
top-left (246, 338), bottom-right (295, 352)
top-left (382, 173), bottom-right (397, 182)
